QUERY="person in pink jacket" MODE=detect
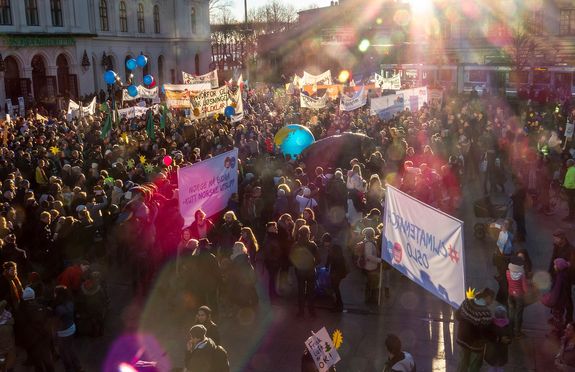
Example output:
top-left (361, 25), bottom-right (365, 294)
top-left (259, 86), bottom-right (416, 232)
top-left (506, 258), bottom-right (529, 338)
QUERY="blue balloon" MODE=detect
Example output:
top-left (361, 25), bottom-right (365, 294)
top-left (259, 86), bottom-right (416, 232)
top-left (277, 124), bottom-right (315, 158)
top-left (127, 85), bottom-right (138, 97)
top-left (143, 75), bottom-right (154, 86)
top-left (103, 70), bottom-right (117, 85)
top-left (136, 55), bottom-right (148, 68)
top-left (126, 59), bottom-right (137, 71)
top-left (224, 106), bottom-right (235, 118)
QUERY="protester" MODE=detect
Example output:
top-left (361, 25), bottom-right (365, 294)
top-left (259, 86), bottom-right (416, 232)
top-left (506, 258), bottom-right (529, 338)
top-left (185, 324), bottom-right (229, 372)
top-left (290, 226), bottom-right (319, 318)
top-left (383, 333), bottom-right (416, 372)
top-left (555, 322), bottom-right (575, 370)
top-left (323, 233), bottom-right (347, 312)
top-left (194, 305), bottom-right (221, 346)
top-left (52, 285), bottom-right (83, 372)
top-left (484, 306), bottom-right (513, 372)
top-left (542, 258), bottom-right (573, 338)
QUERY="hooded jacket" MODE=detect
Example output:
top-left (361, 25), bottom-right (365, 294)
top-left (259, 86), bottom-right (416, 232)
top-left (185, 337), bottom-right (218, 372)
top-left (384, 351), bottom-right (416, 372)
top-left (506, 263), bottom-right (529, 298)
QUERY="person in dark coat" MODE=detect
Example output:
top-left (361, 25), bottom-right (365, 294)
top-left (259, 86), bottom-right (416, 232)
top-left (194, 305), bottom-right (220, 346)
top-left (484, 306), bottom-right (513, 371)
top-left (189, 210), bottom-right (216, 241)
top-left (290, 226), bottom-right (319, 318)
top-left (185, 324), bottom-right (229, 372)
top-left (263, 222), bottom-right (282, 300)
top-left (226, 242), bottom-right (257, 310)
top-left (547, 229), bottom-right (575, 323)
top-left (0, 262), bottom-right (23, 313)
top-left (510, 176), bottom-right (527, 242)
top-left (323, 233), bottom-right (347, 312)
top-left (455, 288), bottom-right (494, 372)
top-left (215, 211), bottom-right (242, 259)
top-left (15, 287), bottom-right (55, 371)
top-left (542, 258), bottom-right (573, 338)
top-left (192, 239), bottom-right (221, 315)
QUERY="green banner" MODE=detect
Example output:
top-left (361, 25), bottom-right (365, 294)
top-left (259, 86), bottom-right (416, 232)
top-left (6, 36), bottom-right (75, 47)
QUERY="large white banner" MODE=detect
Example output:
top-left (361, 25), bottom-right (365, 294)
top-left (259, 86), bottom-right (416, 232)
top-left (117, 105), bottom-right (158, 119)
top-left (397, 86), bottom-right (428, 112)
top-left (375, 73), bottom-right (401, 90)
top-left (300, 94), bottom-right (328, 110)
top-left (122, 86), bottom-right (159, 101)
top-left (339, 86), bottom-right (367, 111)
top-left (164, 84), bottom-right (211, 109)
top-left (302, 70), bottom-right (332, 86)
top-left (182, 70), bottom-right (219, 88)
top-left (383, 186), bottom-right (465, 308)
top-left (178, 148), bottom-right (239, 226)
top-left (370, 94), bottom-right (404, 119)
top-left (68, 97), bottom-right (96, 118)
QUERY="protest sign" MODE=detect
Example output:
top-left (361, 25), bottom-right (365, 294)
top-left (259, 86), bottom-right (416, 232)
top-left (565, 122), bottom-right (574, 139)
top-left (370, 94), bottom-right (404, 119)
top-left (300, 94), bottom-right (328, 110)
top-left (191, 86), bottom-right (232, 118)
top-left (375, 73), bottom-right (401, 90)
top-left (383, 186), bottom-right (465, 308)
top-left (68, 97), bottom-right (96, 118)
top-left (182, 70), bottom-right (219, 88)
top-left (339, 86), bottom-right (367, 111)
top-left (18, 97), bottom-right (25, 117)
top-left (305, 327), bottom-right (341, 372)
top-left (428, 88), bottom-right (444, 106)
top-left (396, 87), bottom-right (428, 112)
top-left (5, 100), bottom-right (13, 116)
top-left (178, 148), bottom-right (239, 226)
top-left (122, 86), bottom-right (159, 101)
top-left (302, 70), bottom-right (333, 86)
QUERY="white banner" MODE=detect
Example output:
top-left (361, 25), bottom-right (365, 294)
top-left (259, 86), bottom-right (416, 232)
top-left (182, 70), bottom-right (219, 88)
top-left (18, 97), bottom-right (25, 117)
top-left (164, 83), bottom-right (212, 92)
top-left (384, 186), bottom-right (465, 308)
top-left (117, 105), bottom-right (158, 119)
top-left (339, 86), bottom-right (367, 111)
top-left (178, 148), bottom-right (239, 226)
top-left (302, 70), bottom-right (332, 86)
top-left (300, 94), bottom-right (328, 110)
top-left (397, 86), bottom-right (428, 112)
top-left (191, 86), bottom-right (232, 118)
top-left (67, 97), bottom-right (96, 118)
top-left (370, 94), bottom-right (404, 119)
top-left (5, 100), bottom-right (14, 116)
top-left (164, 84), bottom-right (213, 109)
top-left (122, 86), bottom-right (159, 101)
top-left (305, 327), bottom-right (340, 372)
top-left (375, 73), bottom-right (401, 90)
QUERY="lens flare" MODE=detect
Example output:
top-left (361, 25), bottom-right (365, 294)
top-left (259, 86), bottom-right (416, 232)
top-left (358, 39), bottom-right (371, 52)
top-left (338, 70), bottom-right (350, 83)
top-left (118, 363), bottom-right (137, 372)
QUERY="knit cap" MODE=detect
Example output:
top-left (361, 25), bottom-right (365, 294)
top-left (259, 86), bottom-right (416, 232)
top-left (494, 305), bottom-right (507, 319)
top-left (22, 287), bottom-right (35, 301)
top-left (555, 258), bottom-right (570, 271)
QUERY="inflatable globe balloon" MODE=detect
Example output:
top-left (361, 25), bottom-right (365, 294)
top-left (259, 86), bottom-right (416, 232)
top-left (126, 59), bottom-right (137, 71)
top-left (104, 70), bottom-right (117, 85)
top-left (143, 75), bottom-right (154, 86)
top-left (127, 85), bottom-right (138, 97)
top-left (274, 124), bottom-right (315, 159)
top-left (224, 106), bottom-right (235, 118)
top-left (136, 54), bottom-right (148, 68)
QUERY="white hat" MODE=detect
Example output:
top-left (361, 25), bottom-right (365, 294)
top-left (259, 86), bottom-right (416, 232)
top-left (22, 287), bottom-right (35, 301)
top-left (76, 205), bottom-right (87, 213)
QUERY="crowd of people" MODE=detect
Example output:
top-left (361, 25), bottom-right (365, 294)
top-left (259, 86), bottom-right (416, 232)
top-left (0, 79), bottom-right (573, 371)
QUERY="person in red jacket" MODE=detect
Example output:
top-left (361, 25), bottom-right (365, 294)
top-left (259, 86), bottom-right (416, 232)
top-left (57, 260), bottom-right (90, 294)
top-left (506, 258), bottom-right (529, 338)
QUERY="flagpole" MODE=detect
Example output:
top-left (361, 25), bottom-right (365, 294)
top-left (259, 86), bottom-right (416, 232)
top-left (377, 262), bottom-right (383, 307)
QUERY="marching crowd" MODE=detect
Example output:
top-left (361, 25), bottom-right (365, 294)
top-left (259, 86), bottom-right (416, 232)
top-left (0, 82), bottom-right (573, 372)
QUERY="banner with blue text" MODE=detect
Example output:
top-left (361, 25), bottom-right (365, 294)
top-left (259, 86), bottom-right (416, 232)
top-left (383, 186), bottom-right (465, 308)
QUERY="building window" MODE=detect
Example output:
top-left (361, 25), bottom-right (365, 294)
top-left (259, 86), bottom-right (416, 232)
top-left (153, 5), bottom-right (160, 34)
top-left (25, 0), bottom-right (39, 26)
top-left (51, 0), bottom-right (63, 27)
top-left (99, 0), bottom-right (109, 31)
top-left (560, 9), bottom-right (575, 35)
top-left (527, 10), bottom-right (544, 36)
top-left (137, 3), bottom-right (145, 33)
top-left (0, 0), bottom-right (11, 25)
top-left (191, 7), bottom-right (197, 34)
top-left (120, 1), bottom-right (128, 32)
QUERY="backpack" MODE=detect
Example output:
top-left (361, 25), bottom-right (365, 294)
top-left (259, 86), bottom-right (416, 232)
top-left (211, 345), bottom-right (230, 372)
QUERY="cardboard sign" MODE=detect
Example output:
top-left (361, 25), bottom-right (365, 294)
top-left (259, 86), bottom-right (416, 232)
top-left (305, 327), bottom-right (341, 372)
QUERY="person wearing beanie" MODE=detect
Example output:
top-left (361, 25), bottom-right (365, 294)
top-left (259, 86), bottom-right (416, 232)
top-left (506, 259), bottom-right (529, 338)
top-left (542, 258), bottom-right (573, 338)
top-left (455, 288), bottom-right (494, 371)
top-left (383, 333), bottom-right (415, 372)
top-left (484, 306), bottom-right (513, 372)
top-left (21, 287), bottom-right (35, 301)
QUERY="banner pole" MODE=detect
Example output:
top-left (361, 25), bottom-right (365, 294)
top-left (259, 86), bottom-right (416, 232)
top-left (377, 262), bottom-right (383, 307)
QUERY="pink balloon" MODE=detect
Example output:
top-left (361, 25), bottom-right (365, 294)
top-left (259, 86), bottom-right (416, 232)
top-left (163, 155), bottom-right (173, 166)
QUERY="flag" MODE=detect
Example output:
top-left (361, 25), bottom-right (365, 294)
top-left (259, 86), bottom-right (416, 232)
top-left (100, 111), bottom-right (112, 139)
top-left (146, 109), bottom-right (155, 140)
top-left (160, 104), bottom-right (167, 129)
top-left (114, 103), bottom-right (120, 126)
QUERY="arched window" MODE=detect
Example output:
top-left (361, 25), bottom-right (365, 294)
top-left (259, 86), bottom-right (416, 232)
top-left (0, 0), bottom-right (12, 25)
top-left (99, 0), bottom-right (108, 31)
top-left (119, 1), bottom-right (128, 32)
top-left (50, 0), bottom-right (63, 27)
top-left (191, 7), bottom-right (197, 34)
top-left (57, 54), bottom-right (70, 95)
top-left (137, 3), bottom-right (145, 33)
top-left (158, 55), bottom-right (164, 84)
top-left (153, 5), bottom-right (160, 34)
top-left (195, 54), bottom-right (200, 75)
top-left (25, 0), bottom-right (39, 26)
top-left (4, 56), bottom-right (21, 103)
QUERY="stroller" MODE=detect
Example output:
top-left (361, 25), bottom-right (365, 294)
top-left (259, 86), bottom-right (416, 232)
top-left (473, 196), bottom-right (512, 240)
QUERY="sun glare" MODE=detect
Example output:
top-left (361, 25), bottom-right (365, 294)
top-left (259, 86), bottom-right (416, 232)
top-left (408, 0), bottom-right (434, 14)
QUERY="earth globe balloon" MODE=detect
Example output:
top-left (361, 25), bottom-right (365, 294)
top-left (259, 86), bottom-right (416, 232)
top-left (274, 124), bottom-right (315, 159)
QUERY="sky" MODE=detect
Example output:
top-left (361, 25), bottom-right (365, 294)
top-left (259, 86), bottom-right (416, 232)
top-left (229, 0), bottom-right (334, 21)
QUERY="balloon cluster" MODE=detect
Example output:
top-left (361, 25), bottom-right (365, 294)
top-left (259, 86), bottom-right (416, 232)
top-left (103, 54), bottom-right (155, 98)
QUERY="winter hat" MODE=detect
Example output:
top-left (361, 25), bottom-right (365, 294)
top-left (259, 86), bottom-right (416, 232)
top-left (508, 263), bottom-right (524, 273)
top-left (494, 305), bottom-right (507, 319)
top-left (555, 258), bottom-right (570, 271)
top-left (22, 287), bottom-right (35, 301)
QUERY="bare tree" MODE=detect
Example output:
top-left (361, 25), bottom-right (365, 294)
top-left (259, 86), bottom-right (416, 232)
top-left (504, 25), bottom-right (538, 93)
top-left (209, 0), bottom-right (233, 23)
top-left (248, 0), bottom-right (297, 34)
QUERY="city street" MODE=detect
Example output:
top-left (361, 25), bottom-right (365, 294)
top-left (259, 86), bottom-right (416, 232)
top-left (56, 176), bottom-right (573, 372)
